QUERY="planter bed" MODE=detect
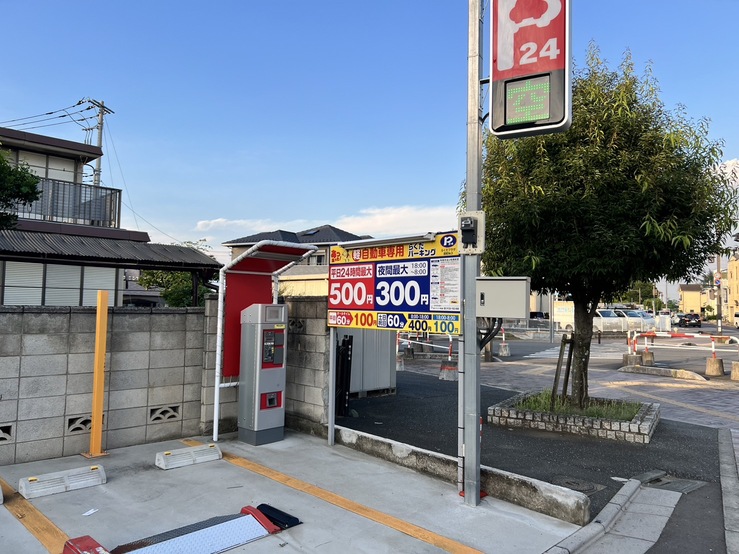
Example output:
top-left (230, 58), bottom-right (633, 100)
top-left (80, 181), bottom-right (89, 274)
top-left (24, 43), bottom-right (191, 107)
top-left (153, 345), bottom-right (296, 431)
top-left (488, 391), bottom-right (660, 443)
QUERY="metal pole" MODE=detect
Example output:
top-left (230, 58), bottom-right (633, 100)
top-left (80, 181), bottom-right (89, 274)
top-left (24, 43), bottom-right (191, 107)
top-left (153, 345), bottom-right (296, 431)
top-left (328, 327), bottom-right (336, 446)
top-left (84, 290), bottom-right (109, 458)
top-left (717, 256), bottom-right (723, 335)
top-left (461, 0), bottom-right (483, 506)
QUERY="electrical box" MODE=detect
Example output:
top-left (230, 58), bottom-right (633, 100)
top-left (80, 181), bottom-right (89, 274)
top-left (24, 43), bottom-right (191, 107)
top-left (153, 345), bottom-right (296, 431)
top-left (458, 211), bottom-right (485, 255)
top-left (238, 303), bottom-right (287, 445)
top-left (475, 277), bottom-right (530, 319)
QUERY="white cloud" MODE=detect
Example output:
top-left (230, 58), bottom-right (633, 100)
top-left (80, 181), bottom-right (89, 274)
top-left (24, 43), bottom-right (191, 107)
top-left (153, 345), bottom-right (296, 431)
top-left (121, 205), bottom-right (460, 266)
top-left (334, 205), bottom-right (458, 237)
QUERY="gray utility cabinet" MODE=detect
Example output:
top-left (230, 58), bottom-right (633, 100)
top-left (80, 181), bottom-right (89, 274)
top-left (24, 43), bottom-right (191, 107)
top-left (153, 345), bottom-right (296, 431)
top-left (338, 329), bottom-right (397, 395)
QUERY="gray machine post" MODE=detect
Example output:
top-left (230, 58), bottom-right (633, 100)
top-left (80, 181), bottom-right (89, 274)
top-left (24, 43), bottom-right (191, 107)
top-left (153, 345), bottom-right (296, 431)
top-left (238, 303), bottom-right (287, 445)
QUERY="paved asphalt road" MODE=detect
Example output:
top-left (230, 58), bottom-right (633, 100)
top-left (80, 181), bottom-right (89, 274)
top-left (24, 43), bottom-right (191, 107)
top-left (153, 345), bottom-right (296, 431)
top-left (339, 336), bottom-right (736, 553)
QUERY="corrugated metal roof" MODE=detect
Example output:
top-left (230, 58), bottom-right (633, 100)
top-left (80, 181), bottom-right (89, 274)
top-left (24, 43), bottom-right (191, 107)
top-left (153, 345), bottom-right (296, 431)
top-left (0, 230), bottom-right (221, 271)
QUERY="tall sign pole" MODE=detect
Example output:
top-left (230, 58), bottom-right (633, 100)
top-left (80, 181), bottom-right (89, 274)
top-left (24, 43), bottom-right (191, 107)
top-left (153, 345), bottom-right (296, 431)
top-left (461, 0), bottom-right (484, 506)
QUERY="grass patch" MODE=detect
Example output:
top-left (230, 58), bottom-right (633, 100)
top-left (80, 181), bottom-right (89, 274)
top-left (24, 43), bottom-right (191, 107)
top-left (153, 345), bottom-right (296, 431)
top-left (515, 390), bottom-right (642, 421)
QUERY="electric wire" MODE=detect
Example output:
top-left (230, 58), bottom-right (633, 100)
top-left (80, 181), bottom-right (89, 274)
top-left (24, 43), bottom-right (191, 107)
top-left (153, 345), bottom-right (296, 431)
top-left (103, 121), bottom-right (140, 229)
top-left (0, 100), bottom-right (84, 125)
top-left (1, 106), bottom-right (95, 130)
top-left (102, 122), bottom-right (183, 244)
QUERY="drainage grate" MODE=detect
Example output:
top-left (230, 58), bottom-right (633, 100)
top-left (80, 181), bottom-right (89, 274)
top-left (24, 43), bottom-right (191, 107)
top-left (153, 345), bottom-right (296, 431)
top-left (550, 476), bottom-right (606, 496)
top-left (634, 470), bottom-right (707, 494)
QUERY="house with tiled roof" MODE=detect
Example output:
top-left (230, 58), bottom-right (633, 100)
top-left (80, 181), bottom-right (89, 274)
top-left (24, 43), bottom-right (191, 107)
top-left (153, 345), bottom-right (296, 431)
top-left (0, 126), bottom-right (220, 306)
top-left (223, 225), bottom-right (370, 296)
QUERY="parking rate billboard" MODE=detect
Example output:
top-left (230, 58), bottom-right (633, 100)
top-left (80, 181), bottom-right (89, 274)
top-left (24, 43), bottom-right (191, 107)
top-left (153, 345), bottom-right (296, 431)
top-left (327, 233), bottom-right (461, 335)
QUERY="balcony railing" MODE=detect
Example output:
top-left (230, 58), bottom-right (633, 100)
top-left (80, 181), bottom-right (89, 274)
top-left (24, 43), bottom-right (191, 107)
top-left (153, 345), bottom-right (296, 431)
top-left (12, 178), bottom-right (121, 228)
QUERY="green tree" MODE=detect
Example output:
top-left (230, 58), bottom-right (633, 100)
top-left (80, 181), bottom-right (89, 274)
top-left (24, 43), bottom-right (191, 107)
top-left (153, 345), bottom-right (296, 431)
top-left (0, 150), bottom-right (40, 229)
top-left (618, 280), bottom-right (654, 305)
top-left (137, 240), bottom-right (215, 307)
top-left (480, 46), bottom-right (738, 408)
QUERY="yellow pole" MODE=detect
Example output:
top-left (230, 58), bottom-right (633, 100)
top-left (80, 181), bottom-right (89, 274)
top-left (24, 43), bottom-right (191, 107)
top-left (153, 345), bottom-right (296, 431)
top-left (84, 290), bottom-right (109, 458)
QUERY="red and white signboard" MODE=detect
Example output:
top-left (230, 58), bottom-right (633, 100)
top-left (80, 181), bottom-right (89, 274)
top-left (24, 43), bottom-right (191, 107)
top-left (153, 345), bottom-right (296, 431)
top-left (490, 0), bottom-right (571, 138)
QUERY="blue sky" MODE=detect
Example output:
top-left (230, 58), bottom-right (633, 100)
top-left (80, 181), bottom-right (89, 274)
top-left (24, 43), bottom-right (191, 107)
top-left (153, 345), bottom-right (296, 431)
top-left (1, 1), bottom-right (738, 272)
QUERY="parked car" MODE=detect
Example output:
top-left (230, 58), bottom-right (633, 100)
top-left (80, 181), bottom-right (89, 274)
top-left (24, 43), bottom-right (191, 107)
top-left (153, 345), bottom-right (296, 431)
top-left (612, 308), bottom-right (645, 331)
top-left (672, 312), bottom-right (685, 326)
top-left (678, 313), bottom-right (701, 327)
top-left (636, 310), bottom-right (657, 331)
top-left (529, 311), bottom-right (549, 329)
top-left (593, 309), bottom-right (623, 332)
top-left (735, 312), bottom-right (739, 329)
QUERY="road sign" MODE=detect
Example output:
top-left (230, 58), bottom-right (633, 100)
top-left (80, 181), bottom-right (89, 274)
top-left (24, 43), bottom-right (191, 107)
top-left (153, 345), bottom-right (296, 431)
top-left (490, 0), bottom-right (571, 138)
top-left (327, 234), bottom-right (461, 334)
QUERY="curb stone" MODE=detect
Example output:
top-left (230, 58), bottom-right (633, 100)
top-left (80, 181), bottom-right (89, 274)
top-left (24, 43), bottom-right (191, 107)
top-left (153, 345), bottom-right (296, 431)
top-left (543, 479), bottom-right (641, 553)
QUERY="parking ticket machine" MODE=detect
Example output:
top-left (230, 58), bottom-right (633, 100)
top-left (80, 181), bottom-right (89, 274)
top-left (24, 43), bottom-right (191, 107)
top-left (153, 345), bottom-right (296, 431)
top-left (238, 303), bottom-right (287, 445)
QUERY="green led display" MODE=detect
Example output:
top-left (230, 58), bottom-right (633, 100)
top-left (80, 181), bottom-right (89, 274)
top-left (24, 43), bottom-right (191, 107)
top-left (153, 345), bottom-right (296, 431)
top-left (505, 76), bottom-right (550, 125)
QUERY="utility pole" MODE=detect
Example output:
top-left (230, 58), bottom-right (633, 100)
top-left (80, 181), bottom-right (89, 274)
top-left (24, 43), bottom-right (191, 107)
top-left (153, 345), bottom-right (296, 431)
top-left (86, 99), bottom-right (114, 187)
top-left (460, 0), bottom-right (483, 506)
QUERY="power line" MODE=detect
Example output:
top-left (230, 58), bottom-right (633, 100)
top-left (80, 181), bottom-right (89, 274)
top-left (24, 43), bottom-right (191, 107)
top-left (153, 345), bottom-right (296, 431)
top-left (3, 107), bottom-right (97, 131)
top-left (101, 121), bottom-right (182, 244)
top-left (103, 121), bottom-right (140, 229)
top-left (0, 99), bottom-right (84, 125)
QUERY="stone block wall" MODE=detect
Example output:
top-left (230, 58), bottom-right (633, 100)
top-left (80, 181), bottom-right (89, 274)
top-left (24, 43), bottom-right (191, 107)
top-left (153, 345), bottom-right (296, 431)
top-left (284, 297), bottom-right (331, 431)
top-left (0, 295), bottom-right (335, 464)
top-left (0, 305), bottom-right (206, 464)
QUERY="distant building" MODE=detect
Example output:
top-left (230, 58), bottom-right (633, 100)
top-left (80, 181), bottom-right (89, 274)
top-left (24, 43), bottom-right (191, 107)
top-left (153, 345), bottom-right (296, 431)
top-left (0, 126), bottom-right (220, 306)
top-left (678, 284), bottom-right (703, 315)
top-left (223, 225), bottom-right (369, 296)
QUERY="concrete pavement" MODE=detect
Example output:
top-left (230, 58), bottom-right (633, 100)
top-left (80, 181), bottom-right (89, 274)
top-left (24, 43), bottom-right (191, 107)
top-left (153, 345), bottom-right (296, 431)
top-left (2, 336), bottom-right (739, 553)
top-left (0, 431), bottom-right (578, 553)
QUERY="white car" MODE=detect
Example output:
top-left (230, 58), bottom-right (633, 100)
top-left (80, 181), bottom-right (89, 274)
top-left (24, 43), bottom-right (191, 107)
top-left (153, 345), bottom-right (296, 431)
top-left (636, 310), bottom-right (657, 331)
top-left (612, 308), bottom-right (645, 331)
top-left (593, 309), bottom-right (624, 332)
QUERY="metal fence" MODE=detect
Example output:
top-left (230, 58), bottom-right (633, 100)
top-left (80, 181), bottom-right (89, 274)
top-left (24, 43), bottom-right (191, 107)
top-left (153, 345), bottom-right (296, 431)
top-left (12, 178), bottom-right (121, 228)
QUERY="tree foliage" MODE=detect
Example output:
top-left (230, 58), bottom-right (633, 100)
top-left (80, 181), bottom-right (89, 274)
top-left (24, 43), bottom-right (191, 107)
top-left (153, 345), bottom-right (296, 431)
top-left (137, 240), bottom-right (215, 307)
top-left (480, 46), bottom-right (738, 407)
top-left (0, 150), bottom-right (40, 229)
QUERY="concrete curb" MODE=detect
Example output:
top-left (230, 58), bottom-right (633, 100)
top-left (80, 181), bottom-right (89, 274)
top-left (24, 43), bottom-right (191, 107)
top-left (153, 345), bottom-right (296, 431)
top-left (718, 429), bottom-right (739, 554)
top-left (333, 425), bottom-right (590, 526)
top-left (619, 365), bottom-right (707, 381)
top-left (543, 478), bottom-right (642, 553)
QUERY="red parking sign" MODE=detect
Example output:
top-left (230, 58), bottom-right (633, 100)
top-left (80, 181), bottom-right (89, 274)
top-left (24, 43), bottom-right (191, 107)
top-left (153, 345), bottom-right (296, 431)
top-left (490, 0), bottom-right (571, 138)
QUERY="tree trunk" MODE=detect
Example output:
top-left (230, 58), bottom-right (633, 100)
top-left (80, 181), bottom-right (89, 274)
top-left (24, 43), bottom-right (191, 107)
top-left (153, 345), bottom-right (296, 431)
top-left (570, 299), bottom-right (596, 409)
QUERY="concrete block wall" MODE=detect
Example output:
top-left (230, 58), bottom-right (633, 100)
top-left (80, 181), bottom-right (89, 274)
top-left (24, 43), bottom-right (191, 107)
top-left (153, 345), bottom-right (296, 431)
top-left (284, 297), bottom-right (331, 430)
top-left (200, 294), bottom-right (238, 436)
top-left (0, 305), bottom-right (206, 465)
top-left (0, 296), bottom-right (334, 464)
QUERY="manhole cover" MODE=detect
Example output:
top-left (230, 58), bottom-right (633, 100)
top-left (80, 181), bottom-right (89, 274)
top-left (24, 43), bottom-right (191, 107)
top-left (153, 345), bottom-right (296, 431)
top-left (550, 476), bottom-right (605, 496)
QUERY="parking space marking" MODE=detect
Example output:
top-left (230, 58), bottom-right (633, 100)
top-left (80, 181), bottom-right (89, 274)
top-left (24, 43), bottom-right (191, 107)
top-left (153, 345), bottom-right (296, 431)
top-left (181, 439), bottom-right (482, 554)
top-left (0, 477), bottom-right (69, 553)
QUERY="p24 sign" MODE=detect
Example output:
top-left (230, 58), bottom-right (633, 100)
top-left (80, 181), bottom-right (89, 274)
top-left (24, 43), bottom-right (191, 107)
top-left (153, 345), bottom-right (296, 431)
top-left (490, 0), bottom-right (571, 138)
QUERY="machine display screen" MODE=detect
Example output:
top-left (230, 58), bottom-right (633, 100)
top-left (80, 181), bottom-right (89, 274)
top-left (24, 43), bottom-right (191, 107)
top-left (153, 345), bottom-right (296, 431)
top-left (264, 305), bottom-right (285, 323)
top-left (505, 75), bottom-right (550, 125)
